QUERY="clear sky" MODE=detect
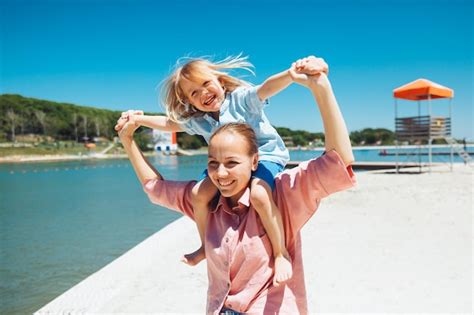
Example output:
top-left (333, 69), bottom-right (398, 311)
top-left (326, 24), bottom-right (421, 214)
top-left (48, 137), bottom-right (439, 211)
top-left (1, 0), bottom-right (472, 139)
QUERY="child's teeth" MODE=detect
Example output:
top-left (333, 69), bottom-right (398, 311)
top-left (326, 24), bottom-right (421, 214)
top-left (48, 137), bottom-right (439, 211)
top-left (205, 96), bottom-right (214, 105)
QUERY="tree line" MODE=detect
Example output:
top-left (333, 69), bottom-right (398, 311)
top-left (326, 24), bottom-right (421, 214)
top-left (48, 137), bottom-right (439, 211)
top-left (1, 94), bottom-right (398, 149)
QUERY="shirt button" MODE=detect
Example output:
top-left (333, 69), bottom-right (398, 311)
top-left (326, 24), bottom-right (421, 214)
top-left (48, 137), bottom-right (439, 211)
top-left (225, 237), bottom-right (229, 243)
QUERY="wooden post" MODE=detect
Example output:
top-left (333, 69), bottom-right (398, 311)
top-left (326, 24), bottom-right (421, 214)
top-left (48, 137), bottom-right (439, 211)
top-left (395, 98), bottom-right (399, 173)
top-left (428, 95), bottom-right (432, 173)
top-left (449, 98), bottom-right (453, 171)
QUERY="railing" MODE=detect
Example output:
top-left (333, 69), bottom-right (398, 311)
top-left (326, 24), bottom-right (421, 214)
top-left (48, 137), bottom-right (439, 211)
top-left (395, 115), bottom-right (451, 141)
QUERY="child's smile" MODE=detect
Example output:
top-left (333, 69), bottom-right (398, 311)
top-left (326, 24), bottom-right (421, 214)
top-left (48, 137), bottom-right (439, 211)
top-left (180, 77), bottom-right (225, 113)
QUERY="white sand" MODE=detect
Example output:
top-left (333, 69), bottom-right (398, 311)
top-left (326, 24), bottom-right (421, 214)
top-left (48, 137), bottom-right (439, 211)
top-left (36, 164), bottom-right (473, 314)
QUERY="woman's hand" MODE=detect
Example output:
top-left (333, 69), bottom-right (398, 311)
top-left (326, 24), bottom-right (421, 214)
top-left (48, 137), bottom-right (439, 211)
top-left (293, 56), bottom-right (328, 75)
top-left (114, 110), bottom-right (144, 132)
top-left (289, 68), bottom-right (330, 90)
top-left (288, 56), bottom-right (330, 89)
top-left (117, 119), bottom-right (140, 143)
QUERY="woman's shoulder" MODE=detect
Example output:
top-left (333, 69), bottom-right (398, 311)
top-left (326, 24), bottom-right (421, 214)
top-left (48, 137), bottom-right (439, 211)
top-left (275, 150), bottom-right (356, 197)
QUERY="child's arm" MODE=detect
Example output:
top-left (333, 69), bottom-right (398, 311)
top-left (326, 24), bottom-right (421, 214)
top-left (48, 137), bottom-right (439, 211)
top-left (256, 70), bottom-right (294, 102)
top-left (115, 110), bottom-right (183, 132)
top-left (133, 114), bottom-right (184, 132)
top-left (256, 56), bottom-right (329, 102)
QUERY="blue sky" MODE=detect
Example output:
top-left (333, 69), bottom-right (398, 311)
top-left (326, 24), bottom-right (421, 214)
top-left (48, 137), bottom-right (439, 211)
top-left (1, 0), bottom-right (472, 139)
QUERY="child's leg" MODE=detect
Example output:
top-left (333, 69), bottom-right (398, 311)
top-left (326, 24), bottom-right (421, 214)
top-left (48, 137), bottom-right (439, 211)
top-left (182, 176), bottom-right (218, 266)
top-left (250, 178), bottom-right (293, 286)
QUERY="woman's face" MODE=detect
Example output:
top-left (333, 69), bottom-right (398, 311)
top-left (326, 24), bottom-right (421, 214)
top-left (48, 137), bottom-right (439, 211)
top-left (208, 132), bottom-right (258, 207)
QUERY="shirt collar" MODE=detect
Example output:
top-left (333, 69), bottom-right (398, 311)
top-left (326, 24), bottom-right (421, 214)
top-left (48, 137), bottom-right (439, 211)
top-left (211, 187), bottom-right (251, 214)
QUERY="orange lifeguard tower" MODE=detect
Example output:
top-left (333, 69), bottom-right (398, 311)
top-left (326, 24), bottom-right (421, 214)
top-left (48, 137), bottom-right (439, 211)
top-left (393, 78), bottom-right (470, 172)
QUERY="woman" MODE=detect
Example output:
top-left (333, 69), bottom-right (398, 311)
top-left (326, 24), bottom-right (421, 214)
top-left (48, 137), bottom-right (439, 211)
top-left (117, 57), bottom-right (356, 314)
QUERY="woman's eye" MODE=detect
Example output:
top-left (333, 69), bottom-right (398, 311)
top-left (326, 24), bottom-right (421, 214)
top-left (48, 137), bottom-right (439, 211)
top-left (226, 161), bottom-right (238, 167)
top-left (208, 161), bottom-right (218, 168)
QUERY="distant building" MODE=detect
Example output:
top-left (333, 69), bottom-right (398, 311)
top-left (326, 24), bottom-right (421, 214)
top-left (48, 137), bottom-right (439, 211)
top-left (282, 136), bottom-right (294, 147)
top-left (152, 129), bottom-right (177, 154)
top-left (309, 138), bottom-right (324, 147)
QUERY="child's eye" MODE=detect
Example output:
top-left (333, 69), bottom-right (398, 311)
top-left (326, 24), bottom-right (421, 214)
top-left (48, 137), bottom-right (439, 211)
top-left (203, 81), bottom-right (210, 86)
top-left (191, 91), bottom-right (197, 97)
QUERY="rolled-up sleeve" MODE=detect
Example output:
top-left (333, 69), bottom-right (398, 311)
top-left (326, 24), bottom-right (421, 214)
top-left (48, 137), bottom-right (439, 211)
top-left (178, 119), bottom-right (197, 135)
top-left (276, 150), bottom-right (356, 244)
top-left (143, 179), bottom-right (196, 220)
top-left (236, 86), bottom-right (268, 114)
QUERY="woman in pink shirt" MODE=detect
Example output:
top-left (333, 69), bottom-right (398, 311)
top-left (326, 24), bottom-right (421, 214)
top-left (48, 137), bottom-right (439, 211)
top-left (116, 56), bottom-right (356, 315)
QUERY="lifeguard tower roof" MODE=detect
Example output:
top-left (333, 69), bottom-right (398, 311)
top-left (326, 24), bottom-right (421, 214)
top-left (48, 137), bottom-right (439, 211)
top-left (393, 78), bottom-right (454, 101)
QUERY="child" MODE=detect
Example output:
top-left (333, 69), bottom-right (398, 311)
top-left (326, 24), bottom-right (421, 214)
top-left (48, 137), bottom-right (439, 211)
top-left (116, 55), bottom-right (328, 286)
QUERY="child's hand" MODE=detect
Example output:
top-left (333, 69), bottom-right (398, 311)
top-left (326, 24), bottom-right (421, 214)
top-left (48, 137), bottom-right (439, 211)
top-left (114, 110), bottom-right (144, 131)
top-left (289, 56), bottom-right (330, 89)
top-left (292, 56), bottom-right (328, 76)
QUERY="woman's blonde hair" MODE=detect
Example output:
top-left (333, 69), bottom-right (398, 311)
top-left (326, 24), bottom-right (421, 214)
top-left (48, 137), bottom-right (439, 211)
top-left (160, 54), bottom-right (255, 123)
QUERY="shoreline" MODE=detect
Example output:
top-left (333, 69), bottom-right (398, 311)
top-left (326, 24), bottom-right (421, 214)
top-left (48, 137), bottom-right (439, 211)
top-left (0, 152), bottom-right (155, 164)
top-left (1, 144), bottom-right (472, 164)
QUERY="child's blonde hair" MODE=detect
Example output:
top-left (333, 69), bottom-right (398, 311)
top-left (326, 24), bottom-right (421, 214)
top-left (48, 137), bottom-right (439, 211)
top-left (160, 54), bottom-right (255, 123)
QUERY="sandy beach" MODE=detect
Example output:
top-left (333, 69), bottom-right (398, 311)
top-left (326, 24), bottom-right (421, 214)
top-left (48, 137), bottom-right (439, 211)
top-left (36, 164), bottom-right (472, 314)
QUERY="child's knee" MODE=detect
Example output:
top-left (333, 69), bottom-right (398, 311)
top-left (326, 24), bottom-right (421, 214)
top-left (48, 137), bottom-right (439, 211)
top-left (250, 179), bottom-right (272, 209)
top-left (191, 179), bottom-right (217, 204)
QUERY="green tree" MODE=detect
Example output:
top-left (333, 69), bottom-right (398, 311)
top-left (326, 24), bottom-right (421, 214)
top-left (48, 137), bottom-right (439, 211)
top-left (134, 131), bottom-right (153, 151)
top-left (177, 133), bottom-right (205, 149)
top-left (292, 134), bottom-right (307, 146)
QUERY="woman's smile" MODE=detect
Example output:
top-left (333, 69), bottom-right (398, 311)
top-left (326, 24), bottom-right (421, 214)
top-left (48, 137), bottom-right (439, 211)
top-left (217, 179), bottom-right (235, 187)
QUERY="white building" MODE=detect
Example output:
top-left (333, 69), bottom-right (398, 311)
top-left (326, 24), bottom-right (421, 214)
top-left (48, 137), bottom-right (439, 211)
top-left (152, 129), bottom-right (177, 154)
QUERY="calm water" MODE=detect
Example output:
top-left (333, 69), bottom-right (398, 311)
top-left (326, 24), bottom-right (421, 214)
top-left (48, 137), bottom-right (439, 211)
top-left (0, 147), bottom-right (471, 314)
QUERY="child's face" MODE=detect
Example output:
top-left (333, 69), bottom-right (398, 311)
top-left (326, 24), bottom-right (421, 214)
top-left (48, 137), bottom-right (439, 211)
top-left (180, 76), bottom-right (225, 113)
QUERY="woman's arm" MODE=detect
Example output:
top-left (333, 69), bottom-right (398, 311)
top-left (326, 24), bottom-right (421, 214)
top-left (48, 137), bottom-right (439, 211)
top-left (289, 58), bottom-right (354, 166)
top-left (118, 119), bottom-right (163, 185)
top-left (310, 75), bottom-right (354, 166)
top-left (118, 119), bottom-right (197, 218)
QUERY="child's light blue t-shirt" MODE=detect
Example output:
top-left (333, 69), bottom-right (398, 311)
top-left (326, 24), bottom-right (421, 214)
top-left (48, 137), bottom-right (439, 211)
top-left (179, 85), bottom-right (290, 166)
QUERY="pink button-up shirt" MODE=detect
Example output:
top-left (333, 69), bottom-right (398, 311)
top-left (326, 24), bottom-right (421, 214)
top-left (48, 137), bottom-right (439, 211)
top-left (144, 150), bottom-right (356, 314)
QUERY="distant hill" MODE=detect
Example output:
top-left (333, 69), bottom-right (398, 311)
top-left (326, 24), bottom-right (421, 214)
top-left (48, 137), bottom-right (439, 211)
top-left (0, 94), bottom-right (134, 141)
top-left (0, 94), bottom-right (400, 148)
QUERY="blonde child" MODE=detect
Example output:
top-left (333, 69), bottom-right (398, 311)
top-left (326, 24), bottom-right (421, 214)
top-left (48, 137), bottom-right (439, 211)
top-left (116, 55), bottom-right (328, 286)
